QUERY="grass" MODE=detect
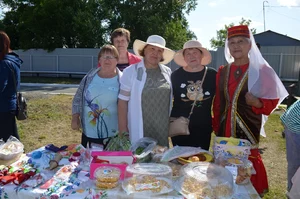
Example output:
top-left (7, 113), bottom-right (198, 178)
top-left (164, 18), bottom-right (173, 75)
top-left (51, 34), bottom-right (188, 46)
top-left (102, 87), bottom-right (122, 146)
top-left (17, 94), bottom-right (288, 198)
top-left (17, 94), bottom-right (81, 152)
top-left (260, 112), bottom-right (287, 199)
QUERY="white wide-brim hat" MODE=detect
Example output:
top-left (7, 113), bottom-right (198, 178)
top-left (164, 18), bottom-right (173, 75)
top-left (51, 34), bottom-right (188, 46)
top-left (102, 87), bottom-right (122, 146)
top-left (174, 40), bottom-right (212, 67)
top-left (133, 35), bottom-right (175, 65)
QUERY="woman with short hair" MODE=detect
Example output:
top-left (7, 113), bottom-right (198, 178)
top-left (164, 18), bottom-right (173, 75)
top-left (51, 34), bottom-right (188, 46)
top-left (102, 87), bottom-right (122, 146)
top-left (71, 45), bottom-right (122, 148)
top-left (99, 28), bottom-right (141, 71)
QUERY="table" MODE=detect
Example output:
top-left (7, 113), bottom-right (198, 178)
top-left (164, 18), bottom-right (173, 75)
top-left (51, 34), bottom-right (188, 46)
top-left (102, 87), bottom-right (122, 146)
top-left (0, 145), bottom-right (261, 199)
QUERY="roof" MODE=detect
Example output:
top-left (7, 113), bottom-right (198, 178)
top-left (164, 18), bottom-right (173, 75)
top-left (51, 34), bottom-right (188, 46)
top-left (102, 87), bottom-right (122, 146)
top-left (254, 30), bottom-right (300, 46)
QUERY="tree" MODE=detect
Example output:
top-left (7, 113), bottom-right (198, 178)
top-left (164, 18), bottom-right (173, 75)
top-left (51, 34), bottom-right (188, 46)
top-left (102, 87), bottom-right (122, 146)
top-left (97, 0), bottom-right (197, 50)
top-left (0, 0), bottom-right (197, 51)
top-left (1, 0), bottom-right (109, 51)
top-left (210, 18), bottom-right (257, 49)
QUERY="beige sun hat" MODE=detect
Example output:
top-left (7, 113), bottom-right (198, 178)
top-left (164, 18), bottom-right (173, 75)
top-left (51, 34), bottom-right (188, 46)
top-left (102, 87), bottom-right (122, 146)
top-left (174, 40), bottom-right (212, 67)
top-left (133, 35), bottom-right (175, 65)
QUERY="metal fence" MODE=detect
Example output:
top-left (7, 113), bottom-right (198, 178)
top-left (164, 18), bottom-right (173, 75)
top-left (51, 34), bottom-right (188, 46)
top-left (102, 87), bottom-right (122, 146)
top-left (212, 47), bottom-right (300, 81)
top-left (15, 47), bottom-right (300, 81)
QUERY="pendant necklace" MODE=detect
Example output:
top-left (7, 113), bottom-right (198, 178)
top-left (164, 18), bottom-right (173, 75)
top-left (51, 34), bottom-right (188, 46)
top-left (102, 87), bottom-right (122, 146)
top-left (234, 66), bottom-right (242, 79)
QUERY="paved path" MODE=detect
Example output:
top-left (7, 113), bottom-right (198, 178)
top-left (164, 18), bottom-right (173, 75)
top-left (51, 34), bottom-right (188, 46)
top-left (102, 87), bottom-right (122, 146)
top-left (20, 83), bottom-right (78, 95)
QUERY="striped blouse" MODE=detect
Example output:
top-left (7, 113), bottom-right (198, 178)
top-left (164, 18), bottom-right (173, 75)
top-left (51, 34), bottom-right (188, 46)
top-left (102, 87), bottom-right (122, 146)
top-left (280, 100), bottom-right (300, 134)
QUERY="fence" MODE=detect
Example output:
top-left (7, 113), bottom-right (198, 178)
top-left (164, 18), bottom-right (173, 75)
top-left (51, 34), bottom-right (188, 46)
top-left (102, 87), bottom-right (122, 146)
top-left (15, 47), bottom-right (300, 81)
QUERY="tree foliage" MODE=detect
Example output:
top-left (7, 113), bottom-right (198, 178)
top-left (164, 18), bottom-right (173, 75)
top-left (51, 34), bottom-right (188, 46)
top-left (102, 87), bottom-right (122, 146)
top-left (210, 18), bottom-right (257, 49)
top-left (0, 0), bottom-right (197, 51)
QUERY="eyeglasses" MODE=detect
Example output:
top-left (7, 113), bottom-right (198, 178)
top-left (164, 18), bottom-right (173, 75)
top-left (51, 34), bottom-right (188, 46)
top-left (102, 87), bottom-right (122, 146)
top-left (100, 55), bottom-right (117, 60)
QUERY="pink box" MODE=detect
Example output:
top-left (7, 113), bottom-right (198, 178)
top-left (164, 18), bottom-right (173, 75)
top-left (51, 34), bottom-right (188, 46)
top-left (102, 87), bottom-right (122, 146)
top-left (90, 151), bottom-right (134, 180)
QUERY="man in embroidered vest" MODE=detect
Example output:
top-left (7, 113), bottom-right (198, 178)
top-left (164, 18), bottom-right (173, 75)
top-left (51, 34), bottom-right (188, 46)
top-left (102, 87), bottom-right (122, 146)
top-left (213, 25), bottom-right (288, 196)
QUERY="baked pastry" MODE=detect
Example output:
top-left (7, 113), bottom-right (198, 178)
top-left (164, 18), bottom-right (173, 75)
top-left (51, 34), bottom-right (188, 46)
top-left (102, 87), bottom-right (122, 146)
top-left (188, 156), bottom-right (200, 162)
top-left (96, 181), bottom-right (118, 189)
top-left (94, 167), bottom-right (120, 183)
top-left (128, 175), bottom-right (170, 193)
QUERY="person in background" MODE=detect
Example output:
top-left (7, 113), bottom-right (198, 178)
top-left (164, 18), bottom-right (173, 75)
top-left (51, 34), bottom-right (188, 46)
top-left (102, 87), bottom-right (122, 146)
top-left (212, 25), bottom-right (288, 195)
top-left (280, 100), bottom-right (300, 191)
top-left (171, 40), bottom-right (216, 150)
top-left (0, 31), bottom-right (23, 142)
top-left (98, 28), bottom-right (141, 71)
top-left (71, 45), bottom-right (122, 148)
top-left (118, 35), bottom-right (175, 146)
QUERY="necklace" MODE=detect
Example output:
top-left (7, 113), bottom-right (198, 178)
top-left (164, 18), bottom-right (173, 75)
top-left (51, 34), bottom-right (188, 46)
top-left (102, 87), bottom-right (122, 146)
top-left (234, 66), bottom-right (242, 79)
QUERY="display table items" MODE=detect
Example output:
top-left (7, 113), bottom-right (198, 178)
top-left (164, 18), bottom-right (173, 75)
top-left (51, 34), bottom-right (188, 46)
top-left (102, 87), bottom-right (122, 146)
top-left (0, 139), bottom-right (261, 199)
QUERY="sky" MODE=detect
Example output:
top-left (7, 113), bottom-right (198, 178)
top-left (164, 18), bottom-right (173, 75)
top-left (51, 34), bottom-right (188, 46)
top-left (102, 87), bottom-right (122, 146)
top-left (186, 0), bottom-right (300, 49)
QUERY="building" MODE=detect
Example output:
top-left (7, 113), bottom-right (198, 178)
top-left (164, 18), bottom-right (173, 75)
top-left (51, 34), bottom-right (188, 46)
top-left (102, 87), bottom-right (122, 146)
top-left (254, 30), bottom-right (300, 46)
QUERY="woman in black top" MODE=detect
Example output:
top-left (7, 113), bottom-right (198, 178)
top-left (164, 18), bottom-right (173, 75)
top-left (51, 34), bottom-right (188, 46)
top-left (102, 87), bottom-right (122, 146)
top-left (171, 40), bottom-right (216, 150)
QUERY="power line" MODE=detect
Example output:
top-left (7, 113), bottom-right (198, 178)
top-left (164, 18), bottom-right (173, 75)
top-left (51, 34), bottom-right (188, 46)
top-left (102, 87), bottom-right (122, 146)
top-left (266, 6), bottom-right (300, 7)
top-left (268, 7), bottom-right (300, 23)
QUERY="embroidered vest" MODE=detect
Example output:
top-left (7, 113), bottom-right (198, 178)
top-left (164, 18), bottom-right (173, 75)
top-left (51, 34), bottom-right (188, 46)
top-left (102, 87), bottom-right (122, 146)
top-left (218, 65), bottom-right (261, 146)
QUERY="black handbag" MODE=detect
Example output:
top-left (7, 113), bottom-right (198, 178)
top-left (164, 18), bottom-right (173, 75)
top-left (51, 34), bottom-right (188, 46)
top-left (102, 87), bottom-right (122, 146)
top-left (16, 92), bottom-right (27, 120)
top-left (8, 64), bottom-right (28, 120)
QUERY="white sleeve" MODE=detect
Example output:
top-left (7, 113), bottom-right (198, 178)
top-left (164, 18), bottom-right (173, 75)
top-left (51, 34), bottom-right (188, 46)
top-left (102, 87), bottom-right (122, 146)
top-left (118, 66), bottom-right (135, 101)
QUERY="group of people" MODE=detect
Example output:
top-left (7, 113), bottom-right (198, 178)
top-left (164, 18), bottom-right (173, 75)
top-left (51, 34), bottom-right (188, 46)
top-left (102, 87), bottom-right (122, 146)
top-left (70, 26), bottom-right (289, 195)
top-left (0, 26), bottom-right (295, 196)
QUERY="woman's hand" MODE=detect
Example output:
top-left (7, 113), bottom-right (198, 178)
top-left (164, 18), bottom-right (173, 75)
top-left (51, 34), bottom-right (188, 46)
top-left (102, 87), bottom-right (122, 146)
top-left (71, 114), bottom-right (81, 130)
top-left (245, 92), bottom-right (263, 108)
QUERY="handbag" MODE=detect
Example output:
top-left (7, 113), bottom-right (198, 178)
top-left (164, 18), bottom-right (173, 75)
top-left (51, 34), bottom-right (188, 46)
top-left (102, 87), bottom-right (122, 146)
top-left (8, 64), bottom-right (28, 120)
top-left (16, 92), bottom-right (27, 120)
top-left (168, 67), bottom-right (208, 137)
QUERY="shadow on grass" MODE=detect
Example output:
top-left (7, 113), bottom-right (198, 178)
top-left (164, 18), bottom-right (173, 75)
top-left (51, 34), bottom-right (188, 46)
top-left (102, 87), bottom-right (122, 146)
top-left (259, 147), bottom-right (268, 154)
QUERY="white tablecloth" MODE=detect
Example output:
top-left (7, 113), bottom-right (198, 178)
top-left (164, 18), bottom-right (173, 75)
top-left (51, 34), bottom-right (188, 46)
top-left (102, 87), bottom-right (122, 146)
top-left (0, 146), bottom-right (261, 199)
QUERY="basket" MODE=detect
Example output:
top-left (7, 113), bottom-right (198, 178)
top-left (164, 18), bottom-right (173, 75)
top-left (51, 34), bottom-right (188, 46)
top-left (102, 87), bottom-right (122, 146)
top-left (177, 152), bottom-right (213, 165)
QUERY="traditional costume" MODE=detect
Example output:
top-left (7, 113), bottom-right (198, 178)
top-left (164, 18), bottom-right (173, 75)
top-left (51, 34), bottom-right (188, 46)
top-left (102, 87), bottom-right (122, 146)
top-left (213, 25), bottom-right (288, 195)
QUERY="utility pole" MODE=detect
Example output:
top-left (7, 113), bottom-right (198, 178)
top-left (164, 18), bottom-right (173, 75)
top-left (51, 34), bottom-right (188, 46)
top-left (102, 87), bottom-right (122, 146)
top-left (263, 1), bottom-right (269, 31)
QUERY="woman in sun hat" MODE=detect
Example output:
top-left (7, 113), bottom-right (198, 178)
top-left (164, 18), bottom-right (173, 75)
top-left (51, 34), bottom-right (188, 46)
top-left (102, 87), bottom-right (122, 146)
top-left (171, 40), bottom-right (217, 150)
top-left (118, 35), bottom-right (175, 146)
top-left (212, 25), bottom-right (288, 195)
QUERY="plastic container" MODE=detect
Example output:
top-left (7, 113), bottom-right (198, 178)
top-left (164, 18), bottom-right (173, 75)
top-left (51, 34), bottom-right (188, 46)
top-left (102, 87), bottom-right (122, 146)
top-left (213, 137), bottom-right (251, 160)
top-left (130, 137), bottom-right (157, 163)
top-left (174, 162), bottom-right (234, 199)
top-left (94, 166), bottom-right (121, 189)
top-left (122, 163), bottom-right (173, 195)
top-left (216, 156), bottom-right (255, 185)
top-left (90, 151), bottom-right (134, 180)
top-left (0, 137), bottom-right (24, 160)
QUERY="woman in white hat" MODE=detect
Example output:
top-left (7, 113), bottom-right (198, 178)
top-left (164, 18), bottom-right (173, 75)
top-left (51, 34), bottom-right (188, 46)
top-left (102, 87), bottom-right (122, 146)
top-left (171, 40), bottom-right (217, 150)
top-left (118, 35), bottom-right (175, 146)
